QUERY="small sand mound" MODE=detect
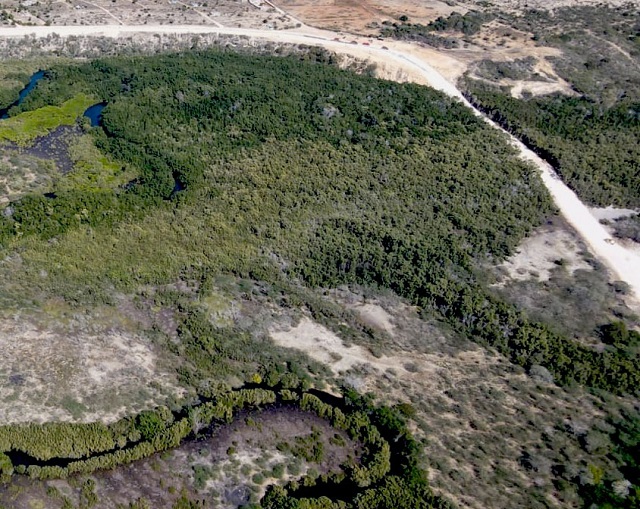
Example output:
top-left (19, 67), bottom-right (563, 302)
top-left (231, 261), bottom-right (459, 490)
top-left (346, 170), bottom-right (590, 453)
top-left (270, 317), bottom-right (372, 373)
top-left (354, 303), bottom-right (395, 335)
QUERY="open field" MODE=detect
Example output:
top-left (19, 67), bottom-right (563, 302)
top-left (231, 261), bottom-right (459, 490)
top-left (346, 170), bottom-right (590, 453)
top-left (0, 0), bottom-right (301, 29)
top-left (0, 307), bottom-right (185, 424)
top-left (276, 0), bottom-right (461, 34)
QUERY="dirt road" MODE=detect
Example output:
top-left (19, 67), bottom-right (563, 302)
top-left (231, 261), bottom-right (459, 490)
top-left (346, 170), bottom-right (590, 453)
top-left (0, 23), bottom-right (638, 300)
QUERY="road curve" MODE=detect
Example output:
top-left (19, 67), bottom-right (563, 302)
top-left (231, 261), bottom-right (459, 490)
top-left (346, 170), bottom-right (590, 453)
top-left (1, 23), bottom-right (639, 300)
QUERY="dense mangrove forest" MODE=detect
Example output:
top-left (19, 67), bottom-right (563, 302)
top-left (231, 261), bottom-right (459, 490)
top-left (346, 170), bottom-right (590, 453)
top-left (0, 48), bottom-right (637, 508)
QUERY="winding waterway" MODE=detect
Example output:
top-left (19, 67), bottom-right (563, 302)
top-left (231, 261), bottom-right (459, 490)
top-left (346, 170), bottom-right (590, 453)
top-left (0, 70), bottom-right (45, 119)
top-left (0, 71), bottom-right (106, 127)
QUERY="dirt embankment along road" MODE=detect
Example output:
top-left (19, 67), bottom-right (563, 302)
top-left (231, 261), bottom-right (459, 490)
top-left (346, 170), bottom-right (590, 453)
top-left (0, 23), bottom-right (638, 302)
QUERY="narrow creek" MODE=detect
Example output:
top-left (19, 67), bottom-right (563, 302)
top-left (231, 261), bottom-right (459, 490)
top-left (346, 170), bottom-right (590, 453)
top-left (5, 387), bottom-right (343, 470)
top-left (0, 70), bottom-right (106, 127)
top-left (0, 70), bottom-right (46, 119)
top-left (1, 404), bottom-right (359, 509)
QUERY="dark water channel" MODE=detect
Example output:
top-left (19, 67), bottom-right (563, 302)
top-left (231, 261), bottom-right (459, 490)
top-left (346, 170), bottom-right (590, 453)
top-left (5, 388), bottom-right (345, 470)
top-left (83, 102), bottom-right (107, 127)
top-left (0, 70), bottom-right (46, 119)
top-left (0, 71), bottom-right (106, 128)
top-left (1, 405), bottom-right (358, 509)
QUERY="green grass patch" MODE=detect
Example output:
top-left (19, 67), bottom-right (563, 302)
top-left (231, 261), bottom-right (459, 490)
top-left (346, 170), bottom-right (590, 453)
top-left (56, 134), bottom-right (135, 192)
top-left (0, 93), bottom-right (95, 146)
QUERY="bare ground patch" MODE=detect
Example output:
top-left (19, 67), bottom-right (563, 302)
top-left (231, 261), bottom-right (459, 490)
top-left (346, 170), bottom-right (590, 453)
top-left (0, 0), bottom-right (301, 29)
top-left (275, 0), bottom-right (461, 34)
top-left (0, 152), bottom-right (55, 204)
top-left (0, 318), bottom-right (183, 424)
top-left (590, 206), bottom-right (639, 222)
top-left (491, 217), bottom-right (640, 338)
top-left (496, 223), bottom-right (593, 283)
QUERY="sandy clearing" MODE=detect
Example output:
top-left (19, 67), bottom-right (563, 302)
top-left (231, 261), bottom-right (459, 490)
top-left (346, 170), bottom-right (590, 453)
top-left (270, 316), bottom-right (484, 383)
top-left (175, 0), bottom-right (224, 27)
top-left (0, 23), bottom-right (637, 302)
top-left (76, 0), bottom-right (124, 25)
top-left (590, 206), bottom-right (639, 222)
top-left (270, 316), bottom-right (441, 376)
top-left (506, 56), bottom-right (577, 99)
top-left (275, 0), bottom-right (462, 34)
top-left (512, 145), bottom-right (640, 300)
top-left (270, 317), bottom-right (398, 373)
top-left (498, 227), bottom-right (592, 282)
top-left (0, 320), bottom-right (183, 424)
top-left (510, 80), bottom-right (572, 99)
top-left (353, 302), bottom-right (395, 335)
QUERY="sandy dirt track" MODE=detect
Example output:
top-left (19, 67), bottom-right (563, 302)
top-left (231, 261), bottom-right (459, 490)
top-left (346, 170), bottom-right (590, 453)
top-left (0, 23), bottom-right (638, 301)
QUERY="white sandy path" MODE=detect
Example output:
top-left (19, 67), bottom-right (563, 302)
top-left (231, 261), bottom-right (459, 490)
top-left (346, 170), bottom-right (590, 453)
top-left (0, 23), bottom-right (638, 299)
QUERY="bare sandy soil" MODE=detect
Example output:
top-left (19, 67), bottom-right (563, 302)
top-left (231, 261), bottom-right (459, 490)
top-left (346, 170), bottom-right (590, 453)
top-left (270, 316), bottom-right (419, 374)
top-left (497, 227), bottom-right (593, 283)
top-left (0, 154), bottom-right (54, 203)
top-left (0, 317), bottom-right (183, 424)
top-left (0, 0), bottom-right (301, 29)
top-left (276, 0), bottom-right (461, 33)
top-left (590, 206), bottom-right (639, 222)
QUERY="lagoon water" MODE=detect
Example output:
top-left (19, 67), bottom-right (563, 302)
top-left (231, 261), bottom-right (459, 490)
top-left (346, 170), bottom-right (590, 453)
top-left (0, 70), bottom-right (46, 119)
top-left (1, 71), bottom-right (106, 127)
top-left (83, 102), bottom-right (107, 127)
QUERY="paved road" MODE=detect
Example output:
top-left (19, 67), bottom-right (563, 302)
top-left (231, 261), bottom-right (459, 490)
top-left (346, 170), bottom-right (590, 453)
top-left (1, 23), bottom-right (638, 300)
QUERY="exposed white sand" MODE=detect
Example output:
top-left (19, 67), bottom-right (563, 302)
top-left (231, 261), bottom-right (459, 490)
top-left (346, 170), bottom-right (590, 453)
top-left (589, 206), bottom-right (639, 222)
top-left (498, 228), bottom-right (592, 282)
top-left (270, 317), bottom-right (439, 375)
top-left (354, 303), bottom-right (395, 335)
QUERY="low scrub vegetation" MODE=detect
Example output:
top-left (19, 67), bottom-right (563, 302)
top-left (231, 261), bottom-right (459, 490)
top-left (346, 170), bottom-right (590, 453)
top-left (458, 5), bottom-right (640, 208)
top-left (463, 83), bottom-right (640, 208)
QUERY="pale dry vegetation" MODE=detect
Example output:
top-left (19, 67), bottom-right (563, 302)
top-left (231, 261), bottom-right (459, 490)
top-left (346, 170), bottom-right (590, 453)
top-left (495, 221), bottom-right (593, 283)
top-left (0, 311), bottom-right (184, 424)
top-left (0, 153), bottom-right (55, 203)
top-left (269, 286), bottom-right (637, 509)
top-left (0, 0), bottom-right (300, 29)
